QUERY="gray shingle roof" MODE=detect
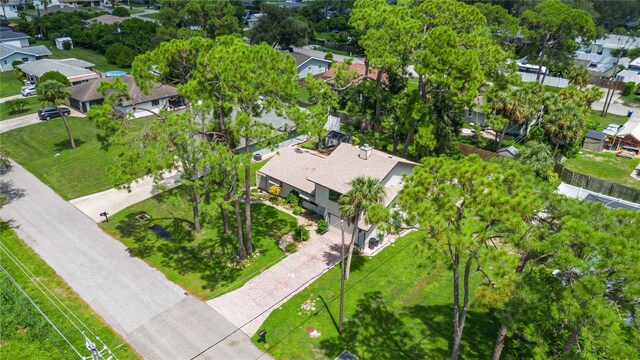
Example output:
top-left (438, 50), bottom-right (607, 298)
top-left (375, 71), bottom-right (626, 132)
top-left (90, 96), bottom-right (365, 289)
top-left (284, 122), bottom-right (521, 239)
top-left (233, 110), bottom-right (297, 150)
top-left (585, 130), bottom-right (606, 141)
top-left (67, 74), bottom-right (179, 104)
top-left (90, 14), bottom-right (126, 25)
top-left (0, 29), bottom-right (29, 41)
top-left (258, 147), bottom-right (326, 194)
top-left (0, 44), bottom-right (52, 58)
top-left (17, 59), bottom-right (97, 80)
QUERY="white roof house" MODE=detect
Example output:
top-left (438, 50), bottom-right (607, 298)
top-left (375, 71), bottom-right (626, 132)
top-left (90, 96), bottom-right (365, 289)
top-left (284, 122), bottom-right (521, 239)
top-left (17, 58), bottom-right (99, 84)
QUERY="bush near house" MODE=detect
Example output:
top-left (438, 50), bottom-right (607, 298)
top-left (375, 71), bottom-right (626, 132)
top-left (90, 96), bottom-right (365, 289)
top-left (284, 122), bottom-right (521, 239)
top-left (112, 7), bottom-right (130, 17)
top-left (105, 43), bottom-right (135, 68)
top-left (622, 81), bottom-right (636, 96)
top-left (38, 71), bottom-right (71, 87)
top-left (293, 225), bottom-right (310, 242)
top-left (285, 242), bottom-right (298, 253)
top-left (316, 219), bottom-right (328, 234)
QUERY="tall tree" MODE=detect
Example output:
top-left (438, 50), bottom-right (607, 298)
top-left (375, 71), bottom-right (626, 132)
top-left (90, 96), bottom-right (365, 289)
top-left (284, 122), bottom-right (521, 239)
top-left (543, 96), bottom-right (587, 155)
top-left (249, 4), bottom-right (310, 49)
top-left (399, 155), bottom-right (541, 360)
top-left (36, 80), bottom-right (75, 150)
top-left (290, 74), bottom-right (338, 149)
top-left (338, 176), bottom-right (386, 281)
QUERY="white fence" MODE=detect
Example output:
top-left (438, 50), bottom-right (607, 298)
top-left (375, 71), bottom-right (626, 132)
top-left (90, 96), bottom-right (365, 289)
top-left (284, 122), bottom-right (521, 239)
top-left (518, 72), bottom-right (570, 88)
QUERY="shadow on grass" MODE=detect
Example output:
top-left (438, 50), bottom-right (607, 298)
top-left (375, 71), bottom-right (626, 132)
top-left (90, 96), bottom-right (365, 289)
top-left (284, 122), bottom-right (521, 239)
top-left (53, 137), bottom-right (86, 152)
top-left (112, 202), bottom-right (297, 297)
top-left (319, 291), bottom-right (427, 359)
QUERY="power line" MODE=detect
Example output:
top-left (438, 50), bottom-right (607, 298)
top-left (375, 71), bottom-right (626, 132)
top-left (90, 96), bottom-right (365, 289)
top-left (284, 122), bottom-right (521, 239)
top-left (0, 264), bottom-right (84, 358)
top-left (0, 242), bottom-right (120, 360)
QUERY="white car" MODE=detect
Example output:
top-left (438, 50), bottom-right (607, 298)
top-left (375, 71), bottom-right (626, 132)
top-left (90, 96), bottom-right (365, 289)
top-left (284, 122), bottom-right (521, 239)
top-left (602, 124), bottom-right (623, 136)
top-left (21, 86), bottom-right (37, 97)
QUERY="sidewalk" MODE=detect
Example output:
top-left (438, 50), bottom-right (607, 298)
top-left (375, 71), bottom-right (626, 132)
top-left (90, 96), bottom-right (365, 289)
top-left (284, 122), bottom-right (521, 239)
top-left (69, 170), bottom-right (181, 222)
top-left (207, 209), bottom-right (343, 336)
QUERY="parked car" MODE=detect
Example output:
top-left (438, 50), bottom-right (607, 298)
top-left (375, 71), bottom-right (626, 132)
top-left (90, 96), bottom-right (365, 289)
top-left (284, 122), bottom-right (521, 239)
top-left (38, 107), bottom-right (71, 120)
top-left (602, 124), bottom-right (623, 136)
top-left (21, 86), bottom-right (37, 97)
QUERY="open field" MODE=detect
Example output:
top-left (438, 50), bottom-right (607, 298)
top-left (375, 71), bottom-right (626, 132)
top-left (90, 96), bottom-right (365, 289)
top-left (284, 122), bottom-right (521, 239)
top-left (0, 223), bottom-right (139, 360)
top-left (253, 231), bottom-right (500, 359)
top-left (101, 197), bottom-right (297, 299)
top-left (0, 117), bottom-right (150, 199)
top-left (563, 150), bottom-right (640, 189)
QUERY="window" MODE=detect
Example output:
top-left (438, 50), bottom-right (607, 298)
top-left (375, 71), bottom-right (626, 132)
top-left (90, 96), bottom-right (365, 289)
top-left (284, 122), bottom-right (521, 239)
top-left (328, 189), bottom-right (341, 202)
top-left (21, 57), bottom-right (29, 62)
top-left (151, 99), bottom-right (160, 106)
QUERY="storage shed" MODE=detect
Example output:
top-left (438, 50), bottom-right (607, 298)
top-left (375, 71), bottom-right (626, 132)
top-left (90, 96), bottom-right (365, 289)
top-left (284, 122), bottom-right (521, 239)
top-left (583, 130), bottom-right (606, 152)
top-left (55, 37), bottom-right (73, 50)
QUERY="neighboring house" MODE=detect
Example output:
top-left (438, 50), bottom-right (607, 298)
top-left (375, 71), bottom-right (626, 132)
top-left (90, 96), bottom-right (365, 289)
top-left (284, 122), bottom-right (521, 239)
top-left (233, 109), bottom-right (301, 155)
top-left (17, 58), bottom-right (99, 84)
top-left (245, 13), bottom-right (264, 29)
top-left (59, 0), bottom-right (101, 6)
top-left (628, 57), bottom-right (640, 72)
top-left (578, 34), bottom-right (640, 58)
top-left (583, 130), bottom-right (606, 152)
top-left (290, 52), bottom-right (332, 79)
top-left (0, 27), bottom-right (30, 47)
top-left (87, 14), bottom-right (126, 25)
top-left (575, 34), bottom-right (640, 82)
top-left (322, 62), bottom-right (387, 85)
top-left (556, 183), bottom-right (640, 211)
top-left (497, 145), bottom-right (519, 159)
top-left (66, 74), bottom-right (183, 117)
top-left (0, 43), bottom-right (51, 71)
top-left (257, 143), bottom-right (419, 247)
top-left (615, 69), bottom-right (640, 84)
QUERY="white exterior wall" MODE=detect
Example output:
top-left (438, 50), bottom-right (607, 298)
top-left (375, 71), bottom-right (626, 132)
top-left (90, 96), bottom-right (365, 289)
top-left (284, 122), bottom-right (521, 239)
top-left (314, 184), bottom-right (340, 216)
top-left (298, 59), bottom-right (331, 79)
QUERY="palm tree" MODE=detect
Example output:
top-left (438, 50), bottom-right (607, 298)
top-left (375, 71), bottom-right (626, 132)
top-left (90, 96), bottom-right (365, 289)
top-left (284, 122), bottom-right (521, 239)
top-left (338, 176), bottom-right (386, 280)
top-left (543, 101), bottom-right (587, 156)
top-left (37, 80), bottom-right (75, 149)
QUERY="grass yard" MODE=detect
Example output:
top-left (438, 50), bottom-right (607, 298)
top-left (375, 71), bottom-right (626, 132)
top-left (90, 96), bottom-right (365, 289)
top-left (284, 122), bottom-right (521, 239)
top-left (620, 93), bottom-right (640, 106)
top-left (141, 12), bottom-right (162, 21)
top-left (101, 195), bottom-right (297, 299)
top-left (0, 223), bottom-right (139, 360)
top-left (0, 70), bottom-right (24, 97)
top-left (0, 97), bottom-right (42, 121)
top-left (0, 117), bottom-right (150, 200)
top-left (588, 110), bottom-right (628, 131)
top-left (32, 40), bottom-right (127, 73)
top-left (563, 150), bottom-right (640, 189)
top-left (254, 232), bottom-right (500, 359)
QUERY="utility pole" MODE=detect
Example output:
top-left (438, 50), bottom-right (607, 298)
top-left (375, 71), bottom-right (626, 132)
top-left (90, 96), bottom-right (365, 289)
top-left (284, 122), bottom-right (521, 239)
top-left (338, 219), bottom-right (345, 335)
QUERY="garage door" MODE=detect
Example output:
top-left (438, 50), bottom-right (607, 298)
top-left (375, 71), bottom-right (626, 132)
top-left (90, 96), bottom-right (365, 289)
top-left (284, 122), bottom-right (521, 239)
top-left (328, 212), bottom-right (354, 237)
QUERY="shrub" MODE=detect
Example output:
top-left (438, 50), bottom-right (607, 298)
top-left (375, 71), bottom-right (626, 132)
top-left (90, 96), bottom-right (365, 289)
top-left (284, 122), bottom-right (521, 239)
top-left (324, 51), bottom-right (334, 61)
top-left (11, 60), bottom-right (23, 68)
top-left (622, 82), bottom-right (636, 96)
top-left (268, 184), bottom-right (281, 197)
top-left (293, 225), bottom-right (310, 242)
top-left (38, 71), bottom-right (71, 87)
top-left (316, 219), bottom-right (328, 234)
top-left (292, 206), bottom-right (303, 215)
top-left (285, 242), bottom-right (298, 253)
top-left (112, 7), bottom-right (130, 17)
top-left (6, 98), bottom-right (28, 114)
top-left (105, 43), bottom-right (135, 68)
top-left (286, 190), bottom-right (300, 206)
top-left (62, 40), bottom-right (72, 50)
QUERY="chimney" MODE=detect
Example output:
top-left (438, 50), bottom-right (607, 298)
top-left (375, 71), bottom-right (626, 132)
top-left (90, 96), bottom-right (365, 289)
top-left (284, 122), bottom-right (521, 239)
top-left (359, 144), bottom-right (372, 160)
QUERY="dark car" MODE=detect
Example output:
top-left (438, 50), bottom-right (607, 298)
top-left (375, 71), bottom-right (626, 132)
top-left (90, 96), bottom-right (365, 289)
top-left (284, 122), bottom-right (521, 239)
top-left (38, 107), bottom-right (71, 120)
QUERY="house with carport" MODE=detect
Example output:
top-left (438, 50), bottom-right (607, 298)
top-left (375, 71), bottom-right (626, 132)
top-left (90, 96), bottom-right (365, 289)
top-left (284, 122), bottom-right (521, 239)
top-left (257, 143), bottom-right (419, 248)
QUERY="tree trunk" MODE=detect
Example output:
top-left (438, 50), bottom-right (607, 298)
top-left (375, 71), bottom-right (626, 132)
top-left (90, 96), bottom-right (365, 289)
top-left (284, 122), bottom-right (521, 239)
top-left (232, 182), bottom-right (246, 260)
top-left (244, 140), bottom-right (253, 256)
top-left (563, 324), bottom-right (581, 355)
top-left (452, 258), bottom-right (472, 360)
top-left (372, 70), bottom-right (385, 149)
top-left (491, 252), bottom-right (531, 360)
top-left (496, 124), bottom-right (508, 151)
top-left (401, 118), bottom-right (418, 158)
top-left (190, 186), bottom-right (201, 233)
top-left (343, 212), bottom-right (360, 281)
top-left (452, 251), bottom-right (461, 360)
top-left (535, 33), bottom-right (550, 83)
top-left (221, 204), bottom-right (230, 235)
top-left (59, 112), bottom-right (76, 149)
top-left (553, 141), bottom-right (560, 156)
top-left (541, 42), bottom-right (559, 85)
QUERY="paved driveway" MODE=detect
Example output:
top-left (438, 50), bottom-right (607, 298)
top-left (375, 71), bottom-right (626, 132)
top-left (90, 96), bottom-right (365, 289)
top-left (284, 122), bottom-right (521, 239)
top-left (0, 94), bottom-right (23, 103)
top-left (0, 162), bottom-right (266, 359)
top-left (0, 113), bottom-right (41, 133)
top-left (208, 227), bottom-right (343, 336)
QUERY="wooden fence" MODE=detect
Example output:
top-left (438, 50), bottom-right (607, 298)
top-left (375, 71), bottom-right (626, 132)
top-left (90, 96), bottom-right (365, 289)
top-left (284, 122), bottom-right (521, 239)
top-left (554, 163), bottom-right (640, 203)
top-left (459, 143), bottom-right (497, 161)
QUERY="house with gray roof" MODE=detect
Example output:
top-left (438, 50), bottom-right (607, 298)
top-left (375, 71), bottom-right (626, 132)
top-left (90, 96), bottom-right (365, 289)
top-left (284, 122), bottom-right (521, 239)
top-left (17, 58), bottom-right (99, 84)
top-left (0, 27), bottom-right (30, 47)
top-left (232, 109), bottom-right (301, 155)
top-left (289, 52), bottom-right (332, 79)
top-left (0, 43), bottom-right (52, 71)
top-left (257, 143), bottom-right (419, 248)
top-left (67, 74), bottom-right (183, 117)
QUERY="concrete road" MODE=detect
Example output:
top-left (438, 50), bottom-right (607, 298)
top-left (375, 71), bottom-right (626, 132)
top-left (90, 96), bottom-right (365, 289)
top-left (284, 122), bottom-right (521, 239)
top-left (208, 228), bottom-right (343, 336)
top-left (0, 162), bottom-right (267, 359)
top-left (0, 94), bottom-right (23, 103)
top-left (0, 108), bottom-right (85, 133)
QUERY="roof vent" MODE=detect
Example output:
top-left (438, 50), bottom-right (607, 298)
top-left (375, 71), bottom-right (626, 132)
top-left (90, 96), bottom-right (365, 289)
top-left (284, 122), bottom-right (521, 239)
top-left (359, 144), bottom-right (372, 160)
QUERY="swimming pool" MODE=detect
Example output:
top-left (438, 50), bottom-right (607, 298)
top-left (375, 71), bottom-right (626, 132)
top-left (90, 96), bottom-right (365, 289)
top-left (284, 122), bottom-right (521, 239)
top-left (104, 70), bottom-right (128, 77)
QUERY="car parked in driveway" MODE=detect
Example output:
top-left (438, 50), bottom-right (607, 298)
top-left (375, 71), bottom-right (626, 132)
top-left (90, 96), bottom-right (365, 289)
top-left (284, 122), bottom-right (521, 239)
top-left (38, 107), bottom-right (71, 120)
top-left (21, 86), bottom-right (37, 97)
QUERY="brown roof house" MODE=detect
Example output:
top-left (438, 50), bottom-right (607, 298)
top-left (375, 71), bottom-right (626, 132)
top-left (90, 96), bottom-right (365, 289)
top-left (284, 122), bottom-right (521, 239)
top-left (257, 143), bottom-right (419, 250)
top-left (321, 62), bottom-right (387, 85)
top-left (67, 75), bottom-right (183, 117)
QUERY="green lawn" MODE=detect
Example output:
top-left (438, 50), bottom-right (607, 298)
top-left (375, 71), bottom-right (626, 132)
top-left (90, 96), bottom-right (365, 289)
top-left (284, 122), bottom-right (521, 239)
top-left (248, 159), bottom-right (267, 187)
top-left (0, 223), bottom-right (139, 360)
top-left (620, 93), bottom-right (640, 106)
top-left (101, 197), bottom-right (297, 299)
top-left (0, 117), bottom-right (150, 200)
top-left (141, 12), bottom-right (162, 21)
top-left (563, 150), bottom-right (640, 189)
top-left (0, 70), bottom-right (24, 97)
top-left (32, 40), bottom-right (127, 72)
top-left (254, 232), bottom-right (500, 359)
top-left (588, 110), bottom-right (628, 131)
top-left (0, 97), bottom-right (42, 121)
